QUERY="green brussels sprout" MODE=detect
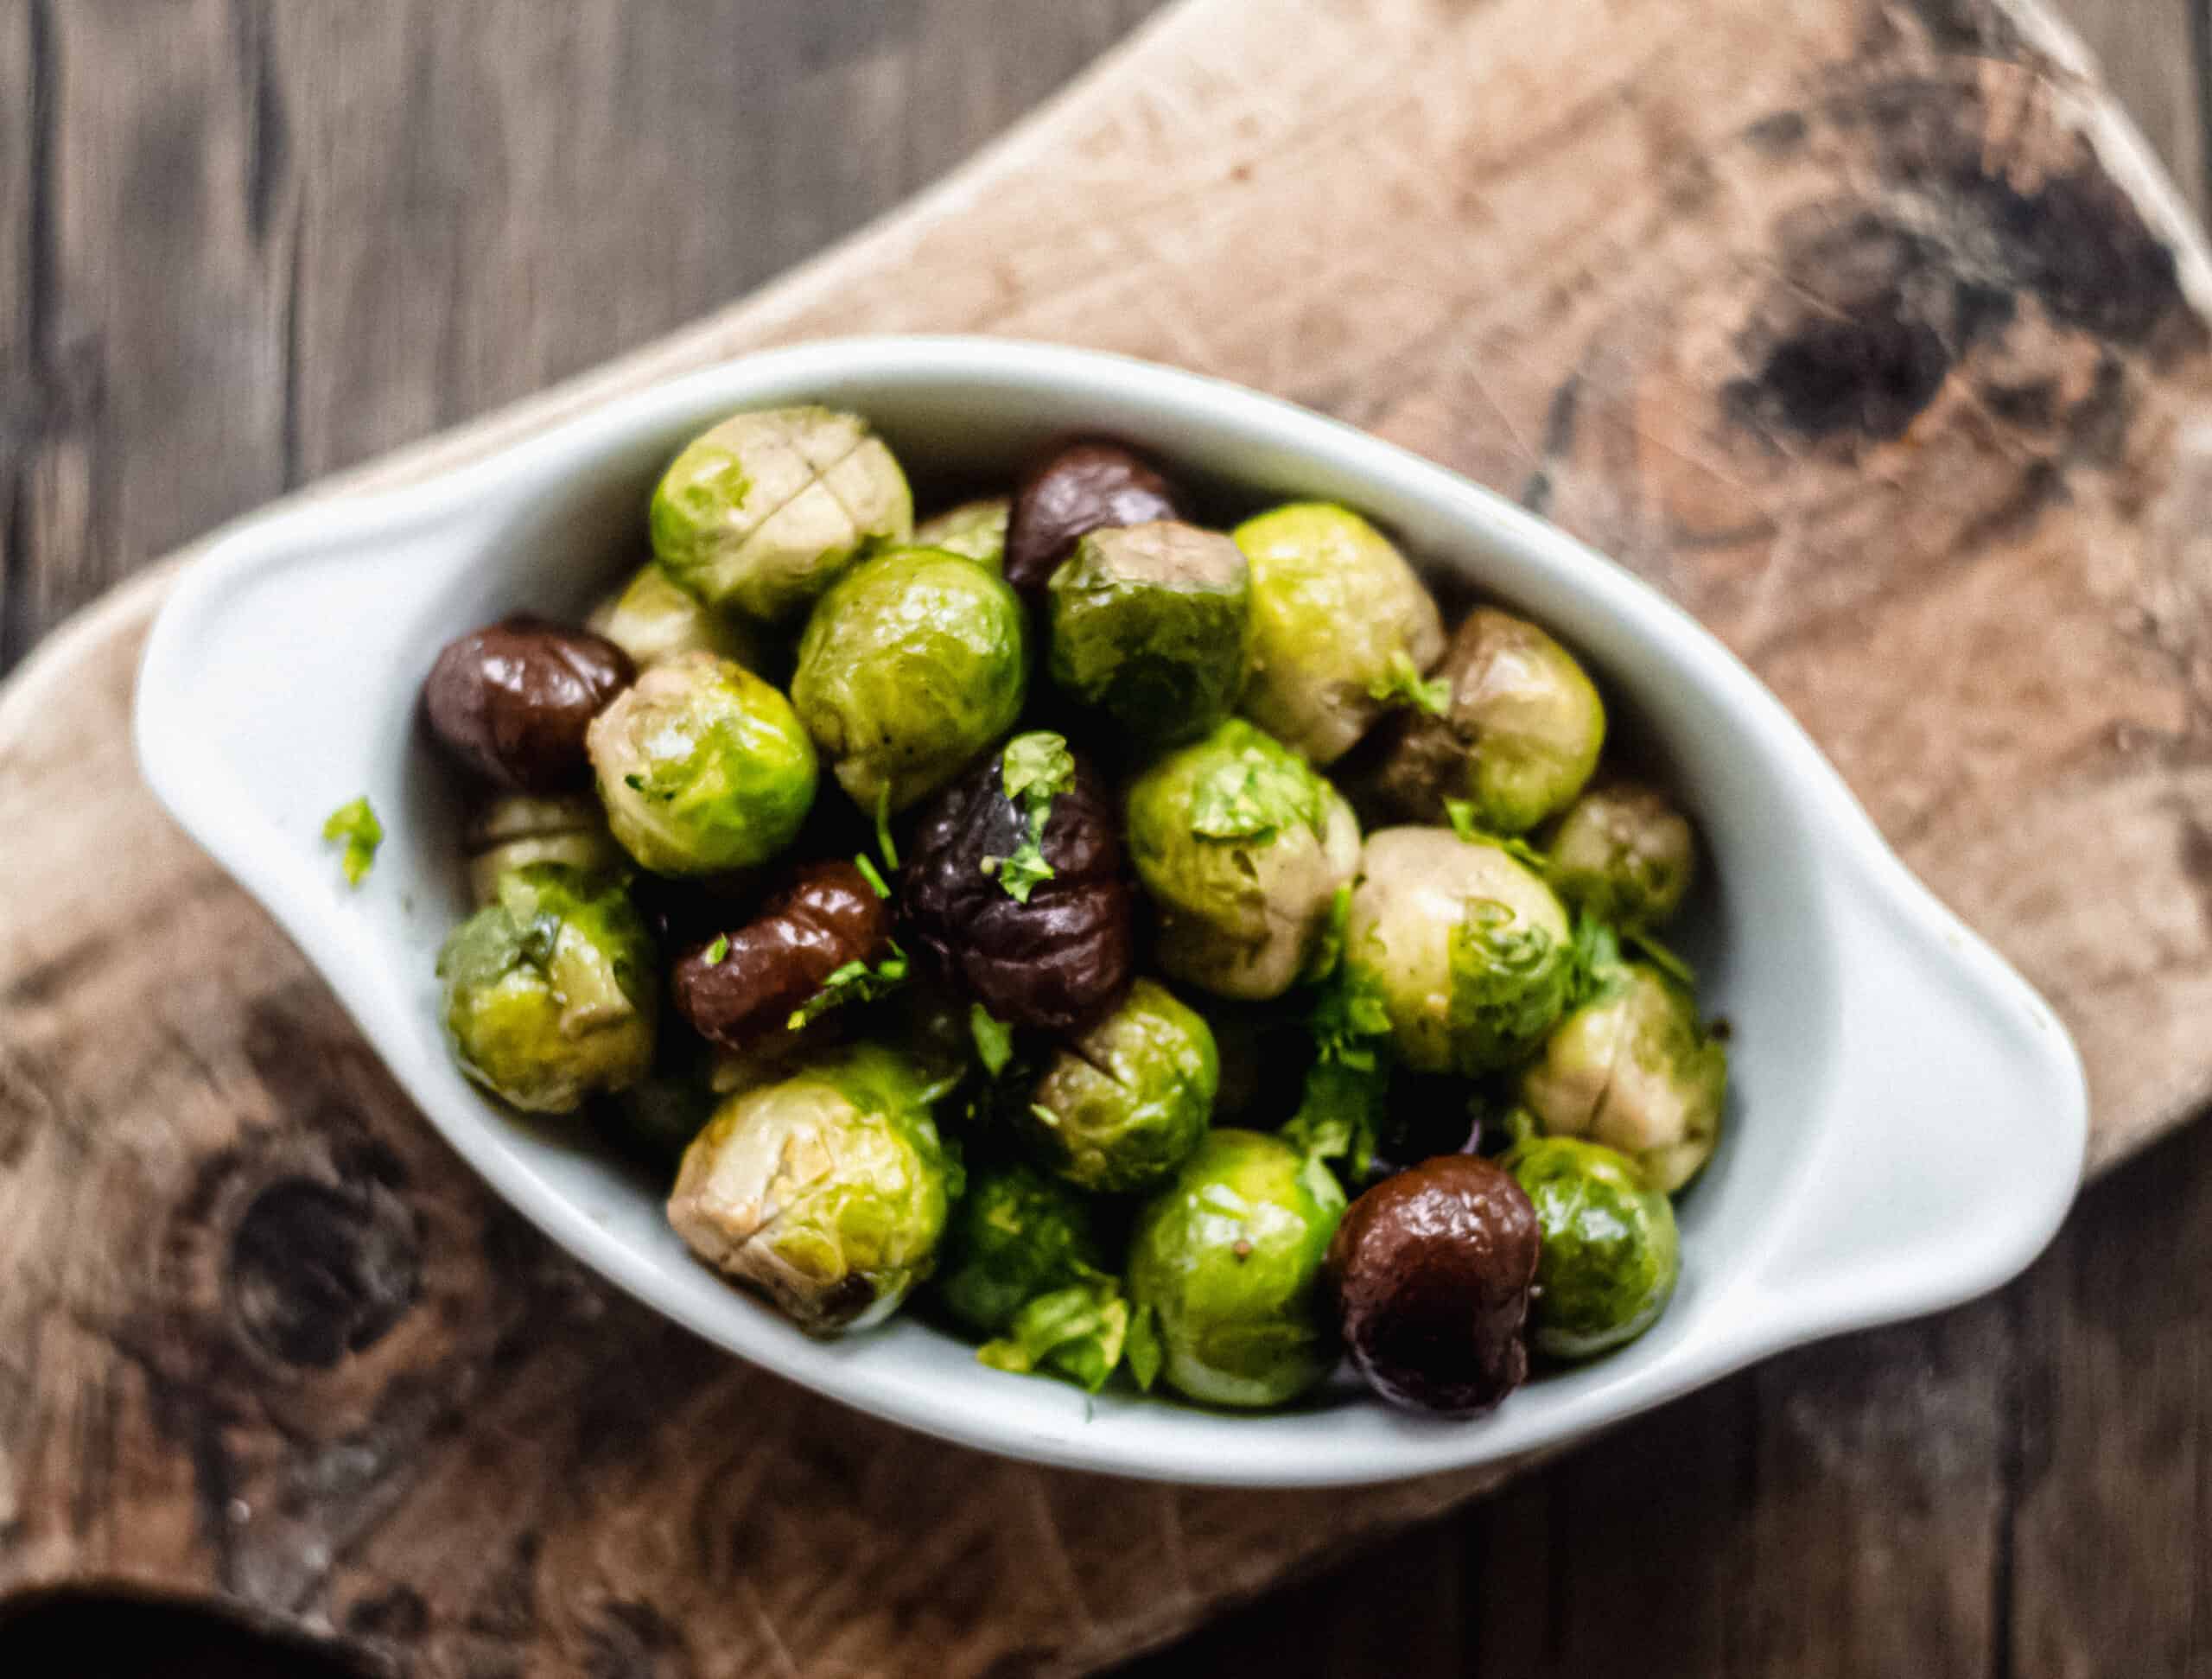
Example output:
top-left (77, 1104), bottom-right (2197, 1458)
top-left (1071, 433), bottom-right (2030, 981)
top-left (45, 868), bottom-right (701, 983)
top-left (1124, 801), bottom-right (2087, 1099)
top-left (791, 546), bottom-right (1028, 813)
top-left (1507, 1135), bottom-right (1680, 1359)
top-left (933, 1158), bottom-right (1109, 1338)
top-left (1125, 1129), bottom-right (1346, 1408)
top-left (463, 792), bottom-right (625, 906)
top-left (1546, 781), bottom-right (1695, 928)
top-left (1046, 521), bottom-right (1251, 747)
top-left (1344, 826), bottom-right (1573, 1075)
top-left (587, 561), bottom-right (767, 672)
top-left (586, 651), bottom-right (817, 876)
top-left (1231, 502), bottom-right (1446, 765)
top-left (1519, 960), bottom-right (1726, 1193)
top-left (1363, 607), bottom-right (1605, 836)
top-left (1018, 979), bottom-right (1218, 1192)
top-left (435, 863), bottom-right (658, 1114)
top-left (665, 1043), bottom-right (957, 1333)
top-left (650, 406), bottom-right (912, 624)
top-left (1124, 719), bottom-right (1362, 1001)
top-left (912, 497), bottom-right (1010, 570)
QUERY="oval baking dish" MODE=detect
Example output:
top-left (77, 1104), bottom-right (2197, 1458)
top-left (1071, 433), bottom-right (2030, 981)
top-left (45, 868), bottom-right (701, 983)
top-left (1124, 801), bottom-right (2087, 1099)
top-left (136, 336), bottom-right (2087, 1486)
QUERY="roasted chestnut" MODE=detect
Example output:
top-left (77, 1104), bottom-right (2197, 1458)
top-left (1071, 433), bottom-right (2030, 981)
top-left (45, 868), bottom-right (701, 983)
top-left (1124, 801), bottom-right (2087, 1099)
top-left (1003, 440), bottom-right (1185, 599)
top-left (1326, 1154), bottom-right (1541, 1415)
top-left (899, 733), bottom-right (1135, 1032)
top-left (671, 860), bottom-right (893, 1051)
top-left (423, 616), bottom-right (634, 792)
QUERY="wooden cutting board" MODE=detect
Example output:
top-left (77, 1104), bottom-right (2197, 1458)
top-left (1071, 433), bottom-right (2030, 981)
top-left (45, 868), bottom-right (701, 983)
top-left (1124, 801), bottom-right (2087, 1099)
top-left (6, 0), bottom-right (2212, 1672)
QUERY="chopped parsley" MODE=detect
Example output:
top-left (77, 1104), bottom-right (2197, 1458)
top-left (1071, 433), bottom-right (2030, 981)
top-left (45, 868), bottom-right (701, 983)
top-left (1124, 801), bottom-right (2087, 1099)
top-left (854, 853), bottom-right (892, 899)
top-left (1279, 961), bottom-right (1396, 1175)
top-left (1625, 925), bottom-right (1695, 988)
top-left (990, 731), bottom-right (1075, 904)
top-left (1187, 746), bottom-right (1325, 843)
top-left (969, 1004), bottom-right (1014, 1077)
top-left (1366, 649), bottom-right (1449, 716)
top-left (874, 783), bottom-right (899, 871)
top-left (704, 934), bottom-right (730, 965)
top-left (321, 796), bottom-right (383, 887)
top-left (786, 942), bottom-right (911, 1030)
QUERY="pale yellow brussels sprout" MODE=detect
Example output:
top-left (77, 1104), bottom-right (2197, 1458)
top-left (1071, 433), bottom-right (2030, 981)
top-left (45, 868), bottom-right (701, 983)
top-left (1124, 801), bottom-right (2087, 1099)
top-left (1363, 608), bottom-right (1605, 836)
top-left (1231, 502), bottom-right (1445, 765)
top-left (587, 561), bottom-right (766, 672)
top-left (586, 652), bottom-right (817, 876)
top-left (790, 546), bottom-right (1028, 814)
top-left (1125, 719), bottom-right (1362, 1001)
top-left (1546, 781), bottom-right (1695, 928)
top-left (650, 406), bottom-right (912, 624)
top-left (912, 497), bottom-right (1011, 570)
top-left (1344, 826), bottom-right (1573, 1075)
top-left (463, 792), bottom-right (624, 906)
top-left (435, 863), bottom-right (658, 1114)
top-left (665, 1043), bottom-right (958, 1333)
top-left (1519, 960), bottom-right (1726, 1193)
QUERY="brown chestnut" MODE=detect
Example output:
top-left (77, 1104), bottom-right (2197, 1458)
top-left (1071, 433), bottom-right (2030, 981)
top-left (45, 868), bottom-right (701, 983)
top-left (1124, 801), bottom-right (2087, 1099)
top-left (899, 741), bottom-right (1135, 1033)
top-left (1002, 440), bottom-right (1184, 599)
top-left (671, 861), bottom-right (893, 1051)
top-left (1326, 1154), bottom-right (1541, 1415)
top-left (423, 616), bottom-right (634, 792)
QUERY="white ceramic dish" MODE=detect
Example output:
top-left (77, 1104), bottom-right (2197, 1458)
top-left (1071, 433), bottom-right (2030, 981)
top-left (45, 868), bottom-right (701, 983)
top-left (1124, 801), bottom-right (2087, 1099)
top-left (136, 336), bottom-right (2087, 1487)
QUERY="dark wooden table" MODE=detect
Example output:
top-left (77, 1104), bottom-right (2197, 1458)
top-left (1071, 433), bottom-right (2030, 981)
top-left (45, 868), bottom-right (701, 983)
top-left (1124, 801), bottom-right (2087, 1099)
top-left (2, 3), bottom-right (2207, 1673)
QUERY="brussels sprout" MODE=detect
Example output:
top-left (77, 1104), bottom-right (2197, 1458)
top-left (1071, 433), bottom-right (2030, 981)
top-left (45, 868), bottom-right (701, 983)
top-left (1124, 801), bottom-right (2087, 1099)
top-left (1506, 1135), bottom-right (1680, 1359)
top-left (1546, 781), bottom-right (1695, 928)
top-left (933, 1158), bottom-right (1109, 1338)
top-left (436, 863), bottom-right (658, 1113)
top-left (1362, 607), bottom-right (1605, 835)
top-left (464, 792), bottom-right (624, 906)
top-left (665, 1042), bottom-right (957, 1333)
top-left (912, 497), bottom-right (1010, 570)
top-left (1018, 979), bottom-right (1218, 1192)
top-left (1125, 1129), bottom-right (1345, 1408)
top-left (1344, 826), bottom-right (1573, 1075)
top-left (588, 561), bottom-right (766, 672)
top-left (1046, 521), bottom-right (1251, 747)
top-left (650, 406), bottom-right (912, 624)
top-left (1519, 961), bottom-right (1726, 1192)
top-left (791, 546), bottom-right (1028, 814)
top-left (1124, 719), bottom-right (1361, 1001)
top-left (586, 652), bottom-right (817, 876)
top-left (1231, 503), bottom-right (1445, 765)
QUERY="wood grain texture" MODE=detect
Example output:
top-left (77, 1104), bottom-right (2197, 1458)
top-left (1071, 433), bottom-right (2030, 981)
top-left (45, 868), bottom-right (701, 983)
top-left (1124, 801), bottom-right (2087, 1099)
top-left (3, 2), bottom-right (2211, 1676)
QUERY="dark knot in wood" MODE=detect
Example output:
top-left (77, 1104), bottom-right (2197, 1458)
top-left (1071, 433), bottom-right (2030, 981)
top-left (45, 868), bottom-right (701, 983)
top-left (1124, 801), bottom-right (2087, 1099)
top-left (225, 1172), bottom-right (421, 1370)
top-left (1725, 80), bottom-right (2193, 450)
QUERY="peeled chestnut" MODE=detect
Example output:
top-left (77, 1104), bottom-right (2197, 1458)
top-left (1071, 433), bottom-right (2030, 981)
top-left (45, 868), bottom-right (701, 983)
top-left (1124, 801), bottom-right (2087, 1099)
top-left (671, 861), bottom-right (893, 1051)
top-left (899, 741), bottom-right (1135, 1033)
top-left (423, 616), bottom-right (633, 792)
top-left (1002, 440), bottom-right (1184, 599)
top-left (1326, 1154), bottom-right (1541, 1415)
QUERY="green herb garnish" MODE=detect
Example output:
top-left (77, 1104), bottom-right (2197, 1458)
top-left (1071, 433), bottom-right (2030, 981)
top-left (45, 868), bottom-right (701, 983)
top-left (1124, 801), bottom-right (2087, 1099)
top-left (321, 796), bottom-right (383, 887)
top-left (995, 731), bottom-right (1075, 904)
top-left (705, 934), bottom-right (730, 964)
top-left (1366, 649), bottom-right (1449, 716)
top-left (855, 853), bottom-right (892, 899)
top-left (786, 942), bottom-right (912, 1030)
top-left (969, 1004), bottom-right (1015, 1077)
top-left (874, 783), bottom-right (899, 871)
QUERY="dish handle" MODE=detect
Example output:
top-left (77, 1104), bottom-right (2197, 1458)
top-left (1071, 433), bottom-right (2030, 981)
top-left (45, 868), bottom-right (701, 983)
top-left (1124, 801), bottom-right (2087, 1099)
top-left (1733, 861), bottom-right (2088, 1349)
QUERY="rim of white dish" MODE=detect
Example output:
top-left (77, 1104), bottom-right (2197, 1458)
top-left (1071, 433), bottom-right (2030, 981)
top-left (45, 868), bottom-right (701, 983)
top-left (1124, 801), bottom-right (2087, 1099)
top-left (136, 336), bottom-right (2089, 1485)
